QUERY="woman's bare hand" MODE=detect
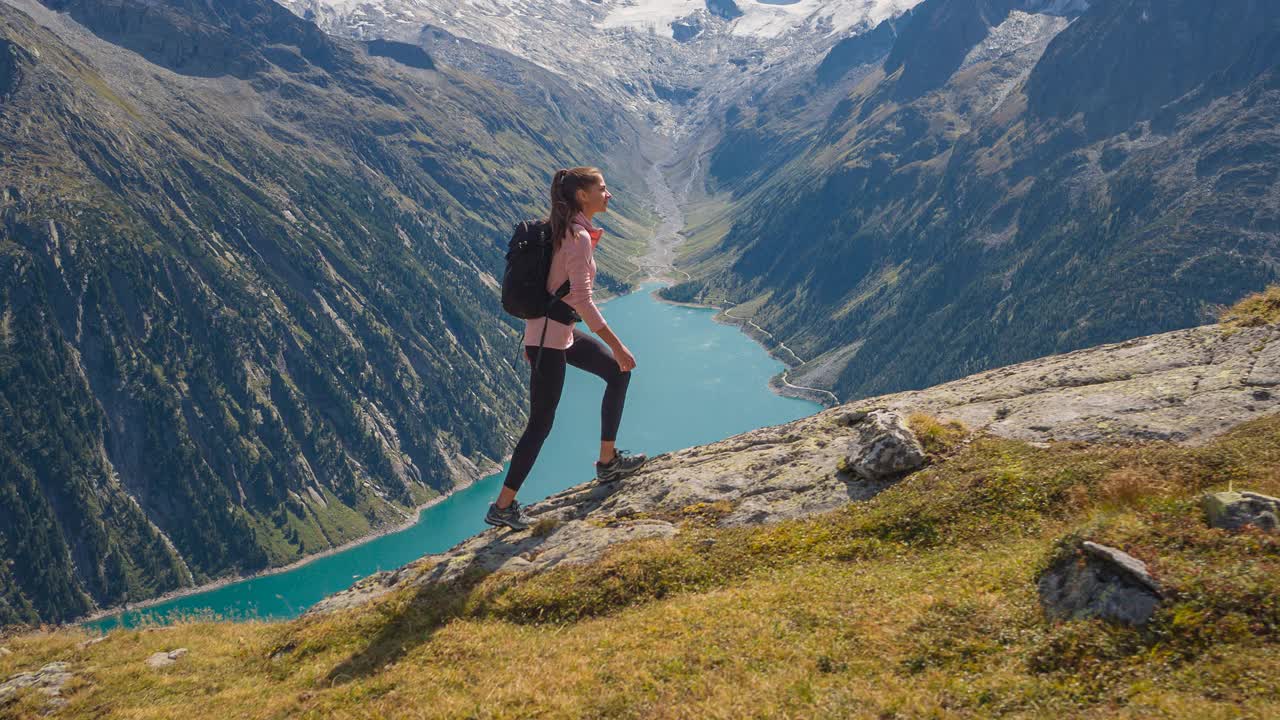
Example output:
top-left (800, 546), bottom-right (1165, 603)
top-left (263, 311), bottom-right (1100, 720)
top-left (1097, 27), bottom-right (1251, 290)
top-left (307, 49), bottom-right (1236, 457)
top-left (615, 344), bottom-right (637, 372)
top-left (596, 325), bottom-right (636, 372)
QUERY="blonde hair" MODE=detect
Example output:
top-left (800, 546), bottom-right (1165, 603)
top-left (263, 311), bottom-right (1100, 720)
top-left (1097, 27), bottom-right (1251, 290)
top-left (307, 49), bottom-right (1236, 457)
top-left (548, 166), bottom-right (602, 251)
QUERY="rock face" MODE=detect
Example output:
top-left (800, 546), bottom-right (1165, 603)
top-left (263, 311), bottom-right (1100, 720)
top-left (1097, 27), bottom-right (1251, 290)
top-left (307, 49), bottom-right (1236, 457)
top-left (0, 661), bottom-right (73, 708)
top-left (671, 14), bottom-right (705, 43)
top-left (1038, 542), bottom-right (1163, 627)
top-left (313, 320), bottom-right (1278, 616)
top-left (706, 0), bottom-right (744, 22)
top-left (0, 37), bottom-right (29, 97)
top-left (840, 410), bottom-right (927, 481)
top-left (839, 324), bottom-right (1280, 447)
top-left (280, 0), bottom-right (908, 133)
top-left (1203, 492), bottom-right (1280, 533)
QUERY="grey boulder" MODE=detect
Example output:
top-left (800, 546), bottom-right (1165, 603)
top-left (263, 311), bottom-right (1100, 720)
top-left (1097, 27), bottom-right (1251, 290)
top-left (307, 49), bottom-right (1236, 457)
top-left (1038, 541), bottom-right (1163, 627)
top-left (1202, 491), bottom-right (1280, 533)
top-left (840, 410), bottom-right (927, 481)
top-left (145, 648), bottom-right (188, 669)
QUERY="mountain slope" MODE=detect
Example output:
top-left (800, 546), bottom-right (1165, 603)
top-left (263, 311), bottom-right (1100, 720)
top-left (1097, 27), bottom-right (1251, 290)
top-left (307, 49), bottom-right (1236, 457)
top-left (0, 0), bottom-right (650, 625)
top-left (667, 0), bottom-right (1280, 401)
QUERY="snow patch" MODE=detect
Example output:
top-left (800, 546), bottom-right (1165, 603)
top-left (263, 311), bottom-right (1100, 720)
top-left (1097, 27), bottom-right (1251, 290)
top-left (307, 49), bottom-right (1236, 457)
top-left (601, 0), bottom-right (918, 40)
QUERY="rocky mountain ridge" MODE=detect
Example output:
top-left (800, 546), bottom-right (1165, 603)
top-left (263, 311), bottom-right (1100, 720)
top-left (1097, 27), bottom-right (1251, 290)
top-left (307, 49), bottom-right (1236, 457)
top-left (278, 0), bottom-right (923, 136)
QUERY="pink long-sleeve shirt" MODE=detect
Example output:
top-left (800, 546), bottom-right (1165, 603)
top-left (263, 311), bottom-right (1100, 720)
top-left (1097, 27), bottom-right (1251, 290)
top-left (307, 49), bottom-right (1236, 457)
top-left (523, 211), bottom-right (607, 350)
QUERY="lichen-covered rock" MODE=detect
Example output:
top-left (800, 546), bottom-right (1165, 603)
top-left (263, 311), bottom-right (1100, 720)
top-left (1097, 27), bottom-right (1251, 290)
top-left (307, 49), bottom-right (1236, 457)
top-left (1245, 339), bottom-right (1280, 388)
top-left (309, 517), bottom-right (681, 615)
top-left (1038, 541), bottom-right (1163, 626)
top-left (1203, 491), bottom-right (1280, 533)
top-left (0, 661), bottom-right (72, 707)
top-left (826, 325), bottom-right (1280, 446)
top-left (840, 410), bottom-right (927, 481)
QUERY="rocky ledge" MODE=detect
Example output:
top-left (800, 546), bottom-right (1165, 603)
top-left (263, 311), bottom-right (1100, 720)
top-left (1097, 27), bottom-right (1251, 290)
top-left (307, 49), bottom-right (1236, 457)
top-left (310, 323), bottom-right (1280, 615)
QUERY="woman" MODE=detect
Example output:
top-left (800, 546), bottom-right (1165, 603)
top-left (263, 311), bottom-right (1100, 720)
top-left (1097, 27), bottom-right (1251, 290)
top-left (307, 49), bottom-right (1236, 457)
top-left (485, 166), bottom-right (648, 530)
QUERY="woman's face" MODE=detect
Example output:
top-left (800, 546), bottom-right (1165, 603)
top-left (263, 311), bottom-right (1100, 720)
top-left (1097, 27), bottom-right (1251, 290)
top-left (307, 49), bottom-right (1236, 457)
top-left (577, 175), bottom-right (612, 215)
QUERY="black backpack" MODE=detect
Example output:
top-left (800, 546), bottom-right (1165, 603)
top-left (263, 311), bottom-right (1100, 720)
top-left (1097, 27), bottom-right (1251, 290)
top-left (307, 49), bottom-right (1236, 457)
top-left (502, 220), bottom-right (560, 318)
top-left (500, 220), bottom-right (579, 367)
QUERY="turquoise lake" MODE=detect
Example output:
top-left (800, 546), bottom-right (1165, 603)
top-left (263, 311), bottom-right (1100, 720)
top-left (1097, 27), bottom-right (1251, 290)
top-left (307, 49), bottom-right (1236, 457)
top-left (88, 283), bottom-right (820, 631)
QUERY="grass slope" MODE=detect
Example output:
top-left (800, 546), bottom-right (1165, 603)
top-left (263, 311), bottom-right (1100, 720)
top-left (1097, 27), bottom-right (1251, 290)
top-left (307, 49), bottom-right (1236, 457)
top-left (3, 410), bottom-right (1279, 717)
top-left (1222, 285), bottom-right (1280, 329)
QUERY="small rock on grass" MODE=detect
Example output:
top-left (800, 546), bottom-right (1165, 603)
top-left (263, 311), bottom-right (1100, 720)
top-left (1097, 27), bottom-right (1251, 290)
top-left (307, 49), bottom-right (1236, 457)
top-left (1038, 541), bottom-right (1162, 626)
top-left (1203, 491), bottom-right (1280, 533)
top-left (146, 648), bottom-right (188, 669)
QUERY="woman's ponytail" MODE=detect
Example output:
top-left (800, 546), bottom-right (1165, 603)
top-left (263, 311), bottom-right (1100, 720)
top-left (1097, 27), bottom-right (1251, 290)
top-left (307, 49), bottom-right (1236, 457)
top-left (550, 169), bottom-right (568, 202)
top-left (548, 166), bottom-right (602, 251)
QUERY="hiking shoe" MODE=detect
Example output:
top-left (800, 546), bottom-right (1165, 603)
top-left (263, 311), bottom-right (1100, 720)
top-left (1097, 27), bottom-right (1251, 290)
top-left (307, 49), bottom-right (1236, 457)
top-left (484, 500), bottom-right (533, 531)
top-left (595, 449), bottom-right (648, 483)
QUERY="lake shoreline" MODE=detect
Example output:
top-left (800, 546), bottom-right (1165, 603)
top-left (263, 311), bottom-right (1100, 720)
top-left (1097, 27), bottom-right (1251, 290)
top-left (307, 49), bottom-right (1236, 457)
top-left (81, 457), bottom-right (507, 629)
top-left (81, 286), bottom-right (652, 630)
top-left (625, 147), bottom-right (835, 408)
top-left (647, 288), bottom-right (839, 407)
top-left (78, 282), bottom-right (824, 630)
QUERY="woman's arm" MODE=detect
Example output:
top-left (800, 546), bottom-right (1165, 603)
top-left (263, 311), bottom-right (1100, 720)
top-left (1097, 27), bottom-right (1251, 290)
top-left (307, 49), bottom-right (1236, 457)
top-left (562, 229), bottom-right (635, 371)
top-left (561, 229), bottom-right (607, 331)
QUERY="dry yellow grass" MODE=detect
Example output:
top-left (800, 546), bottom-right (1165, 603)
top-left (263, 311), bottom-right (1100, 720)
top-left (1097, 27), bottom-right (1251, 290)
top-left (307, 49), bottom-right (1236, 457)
top-left (1220, 284), bottom-right (1280, 327)
top-left (4, 415), bottom-right (1280, 718)
top-left (906, 412), bottom-right (970, 457)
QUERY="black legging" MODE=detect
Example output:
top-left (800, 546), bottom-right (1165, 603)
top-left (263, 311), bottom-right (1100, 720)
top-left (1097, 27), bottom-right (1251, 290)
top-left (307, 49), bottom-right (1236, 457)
top-left (503, 328), bottom-right (631, 493)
